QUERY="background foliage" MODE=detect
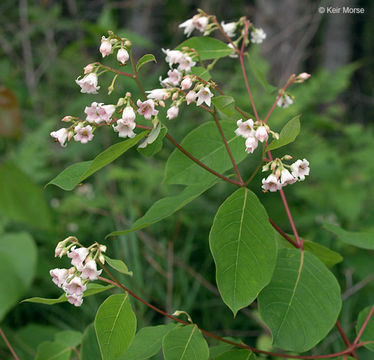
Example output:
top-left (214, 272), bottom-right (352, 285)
top-left (0, 0), bottom-right (373, 359)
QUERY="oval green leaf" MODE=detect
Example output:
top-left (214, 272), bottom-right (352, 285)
top-left (164, 121), bottom-right (247, 185)
top-left (35, 341), bottom-right (71, 360)
top-left (267, 116), bottom-right (301, 151)
top-left (258, 248), bottom-right (342, 352)
top-left (212, 96), bottom-right (236, 117)
top-left (209, 188), bottom-right (277, 315)
top-left (104, 255), bottom-right (133, 276)
top-left (162, 324), bottom-right (209, 360)
top-left (95, 293), bottom-right (137, 360)
top-left (136, 54), bottom-right (156, 72)
top-left (215, 349), bottom-right (255, 360)
top-left (47, 131), bottom-right (147, 191)
top-left (177, 37), bottom-right (233, 60)
top-left (355, 306), bottom-right (374, 352)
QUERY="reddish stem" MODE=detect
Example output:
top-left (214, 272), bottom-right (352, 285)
top-left (0, 328), bottom-right (19, 360)
top-left (354, 304), bottom-right (374, 345)
top-left (336, 320), bottom-right (358, 359)
top-left (269, 217), bottom-right (299, 248)
top-left (94, 62), bottom-right (135, 78)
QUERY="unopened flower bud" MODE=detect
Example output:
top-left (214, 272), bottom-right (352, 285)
top-left (84, 64), bottom-right (95, 74)
top-left (295, 72), bottom-right (311, 83)
top-left (270, 162), bottom-right (277, 171)
top-left (172, 92), bottom-right (179, 101)
top-left (99, 245), bottom-right (107, 253)
top-left (159, 100), bottom-right (166, 108)
top-left (124, 40), bottom-right (132, 48)
top-left (98, 254), bottom-right (106, 264)
top-left (99, 37), bottom-right (112, 57)
top-left (283, 154), bottom-right (293, 160)
top-left (181, 77), bottom-right (193, 90)
top-left (117, 48), bottom-right (129, 64)
top-left (117, 98), bottom-right (124, 107)
top-left (61, 116), bottom-right (73, 122)
top-left (273, 132), bottom-right (280, 140)
top-left (275, 168), bottom-right (281, 178)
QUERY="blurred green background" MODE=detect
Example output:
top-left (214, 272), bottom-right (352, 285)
top-left (0, 0), bottom-right (373, 359)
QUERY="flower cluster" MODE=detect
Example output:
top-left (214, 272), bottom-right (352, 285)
top-left (235, 118), bottom-right (279, 154)
top-left (50, 237), bottom-right (105, 306)
top-left (261, 157), bottom-right (310, 192)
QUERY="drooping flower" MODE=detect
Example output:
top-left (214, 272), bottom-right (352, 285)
top-left (295, 72), bottom-right (311, 83)
top-left (280, 169), bottom-right (297, 186)
top-left (50, 268), bottom-right (69, 288)
top-left (251, 28), bottom-right (266, 44)
top-left (221, 21), bottom-right (237, 38)
top-left (179, 19), bottom-right (195, 37)
top-left (50, 128), bottom-right (68, 147)
top-left (167, 105), bottom-right (179, 120)
top-left (67, 246), bottom-right (89, 268)
top-left (227, 43), bottom-right (238, 58)
top-left (73, 124), bottom-right (94, 144)
top-left (166, 69), bottom-right (182, 86)
top-left (65, 276), bottom-right (87, 296)
top-left (113, 119), bottom-right (136, 138)
top-left (235, 119), bottom-right (255, 138)
top-left (245, 136), bottom-right (259, 154)
top-left (75, 73), bottom-right (100, 94)
top-left (162, 49), bottom-right (184, 67)
top-left (178, 55), bottom-right (196, 72)
top-left (277, 94), bottom-right (294, 108)
top-left (80, 260), bottom-right (102, 281)
top-left (181, 77), bottom-right (193, 90)
top-left (196, 87), bottom-right (213, 106)
top-left (99, 37), bottom-right (112, 57)
top-left (117, 48), bottom-right (129, 64)
top-left (146, 88), bottom-right (168, 100)
top-left (84, 102), bottom-right (115, 124)
top-left (186, 90), bottom-right (197, 105)
top-left (67, 293), bottom-right (83, 307)
top-left (192, 16), bottom-right (209, 33)
top-left (262, 174), bottom-right (282, 192)
top-left (291, 159), bottom-right (310, 180)
top-left (136, 99), bottom-right (158, 120)
top-left (122, 106), bottom-right (136, 122)
top-left (255, 126), bottom-right (268, 142)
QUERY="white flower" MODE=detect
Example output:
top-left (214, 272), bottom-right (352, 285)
top-left (192, 15), bottom-right (209, 33)
top-left (178, 55), bottom-right (196, 72)
top-left (166, 69), bottom-right (182, 86)
top-left (83, 64), bottom-right (94, 74)
top-left (50, 128), bottom-right (68, 147)
top-left (137, 99), bottom-right (158, 120)
top-left (179, 18), bottom-right (195, 37)
top-left (235, 119), bottom-right (255, 138)
top-left (221, 21), bottom-right (236, 38)
top-left (65, 276), bottom-right (87, 296)
top-left (251, 28), bottom-right (266, 44)
top-left (181, 77), bottom-right (193, 90)
top-left (76, 73), bottom-right (100, 94)
top-left (186, 90), bottom-right (197, 105)
top-left (245, 136), bottom-right (258, 154)
top-left (255, 126), bottom-right (268, 142)
top-left (80, 260), bottom-right (102, 281)
top-left (113, 119), bottom-right (136, 138)
top-left (295, 72), bottom-right (311, 83)
top-left (67, 293), bottom-right (83, 307)
top-left (73, 124), bottom-right (94, 144)
top-left (291, 159), bottom-right (310, 180)
top-left (228, 43), bottom-right (238, 58)
top-left (67, 246), bottom-right (89, 268)
top-left (277, 94), bottom-right (293, 108)
top-left (122, 106), bottom-right (136, 122)
top-left (146, 88), bottom-right (168, 100)
top-left (99, 37), bottom-right (112, 57)
top-left (280, 169), bottom-right (297, 186)
top-left (84, 102), bottom-right (115, 124)
top-left (262, 174), bottom-right (282, 192)
top-left (196, 87), bottom-right (213, 106)
top-left (50, 268), bottom-right (69, 288)
top-left (167, 105), bottom-right (179, 120)
top-left (162, 49), bottom-right (184, 67)
top-left (117, 48), bottom-right (129, 64)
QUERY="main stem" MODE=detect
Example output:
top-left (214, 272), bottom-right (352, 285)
top-left (129, 49), bottom-right (146, 99)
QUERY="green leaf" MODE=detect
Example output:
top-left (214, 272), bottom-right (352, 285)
top-left (212, 96), bottom-right (236, 117)
top-left (47, 132), bottom-right (148, 191)
top-left (95, 294), bottom-right (137, 360)
top-left (164, 121), bottom-right (247, 185)
top-left (120, 323), bottom-right (176, 360)
top-left (0, 232), bottom-right (37, 321)
top-left (267, 116), bottom-right (301, 151)
top-left (107, 180), bottom-right (217, 238)
top-left (276, 235), bottom-right (343, 268)
top-left (138, 127), bottom-right (167, 157)
top-left (190, 66), bottom-right (211, 81)
top-left (177, 37), bottom-right (233, 60)
top-left (355, 306), bottom-right (374, 352)
top-left (246, 53), bottom-right (276, 93)
top-left (136, 54), bottom-right (156, 72)
top-left (35, 341), bottom-right (71, 360)
top-left (324, 223), bottom-right (374, 250)
top-left (0, 162), bottom-right (51, 229)
top-left (81, 324), bottom-right (101, 360)
top-left (162, 324), bottom-right (209, 360)
top-left (104, 255), bottom-right (133, 276)
top-left (23, 283), bottom-right (114, 305)
top-left (209, 188), bottom-right (277, 315)
top-left (215, 349), bottom-right (255, 360)
top-left (54, 330), bottom-right (82, 348)
top-left (258, 248), bottom-right (342, 352)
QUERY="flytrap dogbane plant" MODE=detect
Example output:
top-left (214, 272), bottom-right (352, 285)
top-left (28, 8), bottom-right (374, 360)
